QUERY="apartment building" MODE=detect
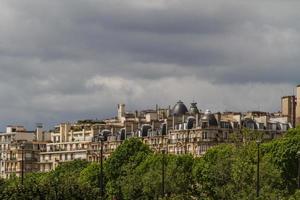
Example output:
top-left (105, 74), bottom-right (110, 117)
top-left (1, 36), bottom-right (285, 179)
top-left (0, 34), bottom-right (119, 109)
top-left (0, 125), bottom-right (50, 178)
top-left (143, 102), bottom-right (289, 156)
top-left (37, 99), bottom-right (292, 172)
top-left (1, 86), bottom-right (298, 176)
top-left (39, 123), bottom-right (95, 172)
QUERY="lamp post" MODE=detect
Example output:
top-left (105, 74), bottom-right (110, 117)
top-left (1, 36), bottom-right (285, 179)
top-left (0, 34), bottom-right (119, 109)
top-left (20, 142), bottom-right (25, 185)
top-left (256, 139), bottom-right (261, 198)
top-left (161, 148), bottom-right (166, 198)
top-left (100, 135), bottom-right (104, 199)
top-left (95, 133), bottom-right (105, 199)
top-left (297, 151), bottom-right (300, 189)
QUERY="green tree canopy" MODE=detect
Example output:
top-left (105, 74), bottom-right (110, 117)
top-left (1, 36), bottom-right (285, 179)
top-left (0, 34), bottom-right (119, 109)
top-left (104, 137), bottom-right (152, 199)
top-left (1, 128), bottom-right (300, 199)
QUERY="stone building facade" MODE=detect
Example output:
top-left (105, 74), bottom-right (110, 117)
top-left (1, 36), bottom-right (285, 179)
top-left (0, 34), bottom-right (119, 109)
top-left (1, 85), bottom-right (299, 177)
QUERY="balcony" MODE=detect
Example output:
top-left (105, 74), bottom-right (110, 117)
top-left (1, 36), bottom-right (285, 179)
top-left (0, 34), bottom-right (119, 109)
top-left (39, 159), bottom-right (52, 163)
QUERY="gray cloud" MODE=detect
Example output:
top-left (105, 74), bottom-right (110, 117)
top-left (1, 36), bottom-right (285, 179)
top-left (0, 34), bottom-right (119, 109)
top-left (0, 0), bottom-right (299, 130)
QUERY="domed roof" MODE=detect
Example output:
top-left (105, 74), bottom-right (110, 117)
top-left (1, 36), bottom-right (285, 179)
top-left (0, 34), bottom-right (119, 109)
top-left (201, 110), bottom-right (218, 126)
top-left (189, 102), bottom-right (200, 115)
top-left (172, 100), bottom-right (188, 116)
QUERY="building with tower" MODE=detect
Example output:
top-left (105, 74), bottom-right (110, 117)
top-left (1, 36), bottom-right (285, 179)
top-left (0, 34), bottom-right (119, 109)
top-left (0, 93), bottom-right (296, 177)
top-left (281, 95), bottom-right (296, 127)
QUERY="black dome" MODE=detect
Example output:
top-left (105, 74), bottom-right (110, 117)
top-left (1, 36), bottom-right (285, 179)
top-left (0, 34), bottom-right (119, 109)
top-left (189, 102), bottom-right (200, 115)
top-left (202, 110), bottom-right (218, 126)
top-left (172, 100), bottom-right (188, 116)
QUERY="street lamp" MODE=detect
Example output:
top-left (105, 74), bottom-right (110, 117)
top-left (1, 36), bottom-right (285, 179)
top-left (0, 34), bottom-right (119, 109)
top-left (95, 132), bottom-right (105, 199)
top-left (297, 151), bottom-right (300, 189)
top-left (161, 148), bottom-right (166, 198)
top-left (256, 139), bottom-right (261, 198)
top-left (20, 142), bottom-right (25, 185)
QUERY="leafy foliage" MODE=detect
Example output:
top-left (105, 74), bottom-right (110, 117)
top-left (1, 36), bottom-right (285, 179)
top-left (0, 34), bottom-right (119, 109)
top-left (104, 137), bottom-right (152, 199)
top-left (1, 131), bottom-right (300, 199)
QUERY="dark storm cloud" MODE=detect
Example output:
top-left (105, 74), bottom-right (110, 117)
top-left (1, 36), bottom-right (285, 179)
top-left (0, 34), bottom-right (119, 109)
top-left (0, 0), bottom-right (299, 130)
top-left (99, 5), bottom-right (248, 35)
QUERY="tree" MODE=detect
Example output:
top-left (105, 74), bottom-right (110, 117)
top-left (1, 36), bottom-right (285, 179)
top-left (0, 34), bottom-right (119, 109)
top-left (1, 128), bottom-right (300, 199)
top-left (193, 142), bottom-right (285, 200)
top-left (120, 152), bottom-right (195, 199)
top-left (38, 160), bottom-right (91, 200)
top-left (104, 137), bottom-right (152, 199)
top-left (262, 127), bottom-right (300, 194)
top-left (78, 163), bottom-right (101, 199)
top-left (193, 144), bottom-right (235, 199)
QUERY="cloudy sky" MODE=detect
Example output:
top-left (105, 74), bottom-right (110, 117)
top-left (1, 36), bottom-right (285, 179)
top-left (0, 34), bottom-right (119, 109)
top-left (0, 0), bottom-right (299, 130)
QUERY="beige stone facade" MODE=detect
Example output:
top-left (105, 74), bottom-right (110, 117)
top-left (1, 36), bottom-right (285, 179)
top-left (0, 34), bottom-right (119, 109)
top-left (0, 126), bottom-right (49, 178)
top-left (281, 96), bottom-right (296, 127)
top-left (0, 94), bottom-right (296, 178)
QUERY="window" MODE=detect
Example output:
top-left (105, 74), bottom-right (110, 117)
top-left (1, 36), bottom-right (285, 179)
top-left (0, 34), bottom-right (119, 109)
top-left (258, 123), bottom-right (264, 130)
top-left (220, 122), bottom-right (230, 128)
top-left (224, 132), bottom-right (228, 139)
top-left (233, 122), bottom-right (239, 128)
top-left (202, 132), bottom-right (208, 140)
top-left (25, 153), bottom-right (31, 159)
